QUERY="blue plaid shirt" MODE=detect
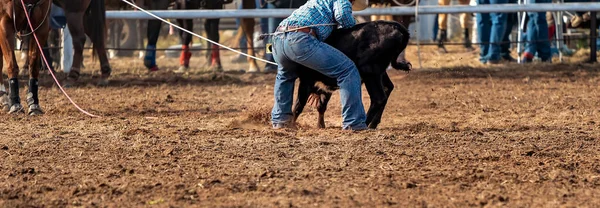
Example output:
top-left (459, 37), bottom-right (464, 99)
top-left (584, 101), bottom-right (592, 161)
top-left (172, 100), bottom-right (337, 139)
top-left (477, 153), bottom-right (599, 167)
top-left (279, 0), bottom-right (356, 41)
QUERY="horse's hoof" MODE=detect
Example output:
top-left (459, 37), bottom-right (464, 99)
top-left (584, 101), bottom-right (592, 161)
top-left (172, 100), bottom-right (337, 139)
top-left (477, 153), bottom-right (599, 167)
top-left (174, 66), bottom-right (189, 74)
top-left (247, 65), bottom-right (260, 73)
top-left (209, 65), bottom-right (223, 73)
top-left (28, 104), bottom-right (44, 116)
top-left (62, 79), bottom-right (75, 88)
top-left (1, 95), bottom-right (9, 113)
top-left (8, 103), bottom-right (24, 114)
top-left (97, 79), bottom-right (110, 87)
top-left (147, 65), bottom-right (160, 72)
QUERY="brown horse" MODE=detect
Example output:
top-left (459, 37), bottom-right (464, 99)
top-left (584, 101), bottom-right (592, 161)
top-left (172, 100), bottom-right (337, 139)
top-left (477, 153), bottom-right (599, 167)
top-left (0, 0), bottom-right (52, 114)
top-left (53, 0), bottom-right (111, 86)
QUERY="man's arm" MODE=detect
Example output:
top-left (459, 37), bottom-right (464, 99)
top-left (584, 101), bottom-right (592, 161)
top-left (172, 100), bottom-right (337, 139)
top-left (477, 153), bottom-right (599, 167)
top-left (333, 0), bottom-right (356, 28)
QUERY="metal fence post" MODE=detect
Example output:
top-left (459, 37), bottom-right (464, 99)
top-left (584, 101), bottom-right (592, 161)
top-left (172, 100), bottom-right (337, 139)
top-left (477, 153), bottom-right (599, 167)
top-left (590, 2), bottom-right (597, 62)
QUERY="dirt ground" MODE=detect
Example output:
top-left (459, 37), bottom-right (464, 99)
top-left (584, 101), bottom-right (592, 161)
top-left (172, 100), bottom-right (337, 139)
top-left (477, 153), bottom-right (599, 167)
top-left (1, 45), bottom-right (600, 207)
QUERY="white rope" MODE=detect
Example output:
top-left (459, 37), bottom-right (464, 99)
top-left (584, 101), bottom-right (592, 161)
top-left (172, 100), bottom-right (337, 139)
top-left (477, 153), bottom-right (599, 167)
top-left (119, 0), bottom-right (278, 66)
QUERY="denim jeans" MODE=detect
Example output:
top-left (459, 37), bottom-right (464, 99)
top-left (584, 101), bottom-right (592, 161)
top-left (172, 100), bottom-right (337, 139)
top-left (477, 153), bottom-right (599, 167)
top-left (524, 0), bottom-right (552, 61)
top-left (264, 3), bottom-right (286, 66)
top-left (271, 32), bottom-right (367, 130)
top-left (500, 0), bottom-right (517, 58)
top-left (477, 0), bottom-right (508, 63)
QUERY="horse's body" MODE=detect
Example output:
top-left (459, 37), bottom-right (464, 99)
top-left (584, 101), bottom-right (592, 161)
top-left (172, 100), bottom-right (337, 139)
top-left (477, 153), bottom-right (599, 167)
top-left (0, 0), bottom-right (52, 114)
top-left (53, 0), bottom-right (111, 86)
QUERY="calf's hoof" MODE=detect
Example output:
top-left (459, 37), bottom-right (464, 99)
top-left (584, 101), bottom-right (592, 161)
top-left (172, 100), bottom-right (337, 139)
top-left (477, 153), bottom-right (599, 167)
top-left (28, 104), bottom-right (44, 116)
top-left (8, 103), bottom-right (24, 114)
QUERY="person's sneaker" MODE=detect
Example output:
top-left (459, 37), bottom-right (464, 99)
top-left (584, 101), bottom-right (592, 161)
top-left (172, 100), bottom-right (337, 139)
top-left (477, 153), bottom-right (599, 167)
top-left (272, 122), bottom-right (295, 130)
top-left (343, 125), bottom-right (369, 131)
top-left (174, 65), bottom-right (189, 74)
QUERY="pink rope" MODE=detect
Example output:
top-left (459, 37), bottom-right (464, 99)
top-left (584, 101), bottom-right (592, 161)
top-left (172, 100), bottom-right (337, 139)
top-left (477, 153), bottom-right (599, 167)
top-left (19, 0), bottom-right (100, 118)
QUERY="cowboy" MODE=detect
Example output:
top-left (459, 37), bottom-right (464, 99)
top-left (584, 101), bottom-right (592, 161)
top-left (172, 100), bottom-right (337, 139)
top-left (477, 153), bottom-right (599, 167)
top-left (270, 0), bottom-right (369, 131)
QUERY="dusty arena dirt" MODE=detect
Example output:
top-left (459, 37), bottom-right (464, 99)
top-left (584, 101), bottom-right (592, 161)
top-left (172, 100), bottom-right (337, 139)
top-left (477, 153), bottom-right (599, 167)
top-left (1, 45), bottom-right (600, 207)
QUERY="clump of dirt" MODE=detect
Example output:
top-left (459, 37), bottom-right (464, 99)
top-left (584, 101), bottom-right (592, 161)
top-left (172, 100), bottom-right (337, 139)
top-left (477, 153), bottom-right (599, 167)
top-left (243, 106), bottom-right (272, 125)
top-left (227, 105), bottom-right (272, 129)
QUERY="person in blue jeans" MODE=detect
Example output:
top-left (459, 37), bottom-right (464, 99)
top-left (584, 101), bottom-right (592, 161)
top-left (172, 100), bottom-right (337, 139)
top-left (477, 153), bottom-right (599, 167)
top-left (522, 0), bottom-right (552, 62)
top-left (500, 0), bottom-right (518, 62)
top-left (477, 0), bottom-right (508, 64)
top-left (271, 0), bottom-right (368, 130)
top-left (263, 0), bottom-right (308, 72)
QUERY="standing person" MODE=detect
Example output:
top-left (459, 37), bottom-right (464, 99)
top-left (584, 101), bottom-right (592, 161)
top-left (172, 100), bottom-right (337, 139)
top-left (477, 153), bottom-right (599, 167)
top-left (500, 0), bottom-right (518, 62)
top-left (522, 0), bottom-right (552, 62)
top-left (270, 0), bottom-right (369, 131)
top-left (437, 0), bottom-right (474, 52)
top-left (476, 0), bottom-right (508, 64)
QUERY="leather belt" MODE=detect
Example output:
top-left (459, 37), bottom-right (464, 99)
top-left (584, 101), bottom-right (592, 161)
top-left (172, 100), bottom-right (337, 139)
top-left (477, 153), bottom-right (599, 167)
top-left (276, 26), bottom-right (317, 38)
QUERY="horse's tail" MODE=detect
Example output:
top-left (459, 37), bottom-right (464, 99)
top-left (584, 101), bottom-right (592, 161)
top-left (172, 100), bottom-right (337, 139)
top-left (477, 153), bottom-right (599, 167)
top-left (391, 23), bottom-right (412, 71)
top-left (88, 0), bottom-right (107, 61)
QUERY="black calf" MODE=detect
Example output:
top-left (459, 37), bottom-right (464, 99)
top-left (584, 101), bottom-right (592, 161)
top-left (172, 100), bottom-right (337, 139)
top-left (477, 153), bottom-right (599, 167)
top-left (292, 20), bottom-right (411, 129)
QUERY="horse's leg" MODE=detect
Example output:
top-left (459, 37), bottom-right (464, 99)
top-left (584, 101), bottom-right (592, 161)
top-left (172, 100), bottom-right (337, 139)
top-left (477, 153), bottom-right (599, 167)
top-left (174, 0), bottom-right (194, 73)
top-left (0, 31), bottom-right (8, 112)
top-left (144, 0), bottom-right (170, 71)
top-left (0, 17), bottom-right (23, 113)
top-left (83, 9), bottom-right (112, 86)
top-left (241, 18), bottom-right (259, 73)
top-left (241, 0), bottom-right (258, 73)
top-left (26, 19), bottom-right (50, 115)
top-left (63, 11), bottom-right (87, 85)
top-left (206, 18), bottom-right (222, 72)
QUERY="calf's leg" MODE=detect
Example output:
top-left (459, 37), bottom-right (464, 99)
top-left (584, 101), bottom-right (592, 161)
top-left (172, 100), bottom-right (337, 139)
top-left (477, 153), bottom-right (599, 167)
top-left (369, 73), bottom-right (394, 128)
top-left (316, 92), bottom-right (332, 129)
top-left (291, 79), bottom-right (314, 125)
top-left (363, 74), bottom-right (388, 129)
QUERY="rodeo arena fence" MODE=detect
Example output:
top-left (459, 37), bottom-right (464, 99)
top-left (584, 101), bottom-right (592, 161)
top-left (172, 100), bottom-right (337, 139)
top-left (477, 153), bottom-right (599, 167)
top-left (103, 1), bottom-right (600, 66)
top-left (35, 1), bottom-right (600, 69)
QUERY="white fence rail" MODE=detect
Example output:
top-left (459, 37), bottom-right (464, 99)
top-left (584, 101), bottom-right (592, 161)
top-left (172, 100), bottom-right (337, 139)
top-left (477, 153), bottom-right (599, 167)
top-left (106, 3), bottom-right (600, 19)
